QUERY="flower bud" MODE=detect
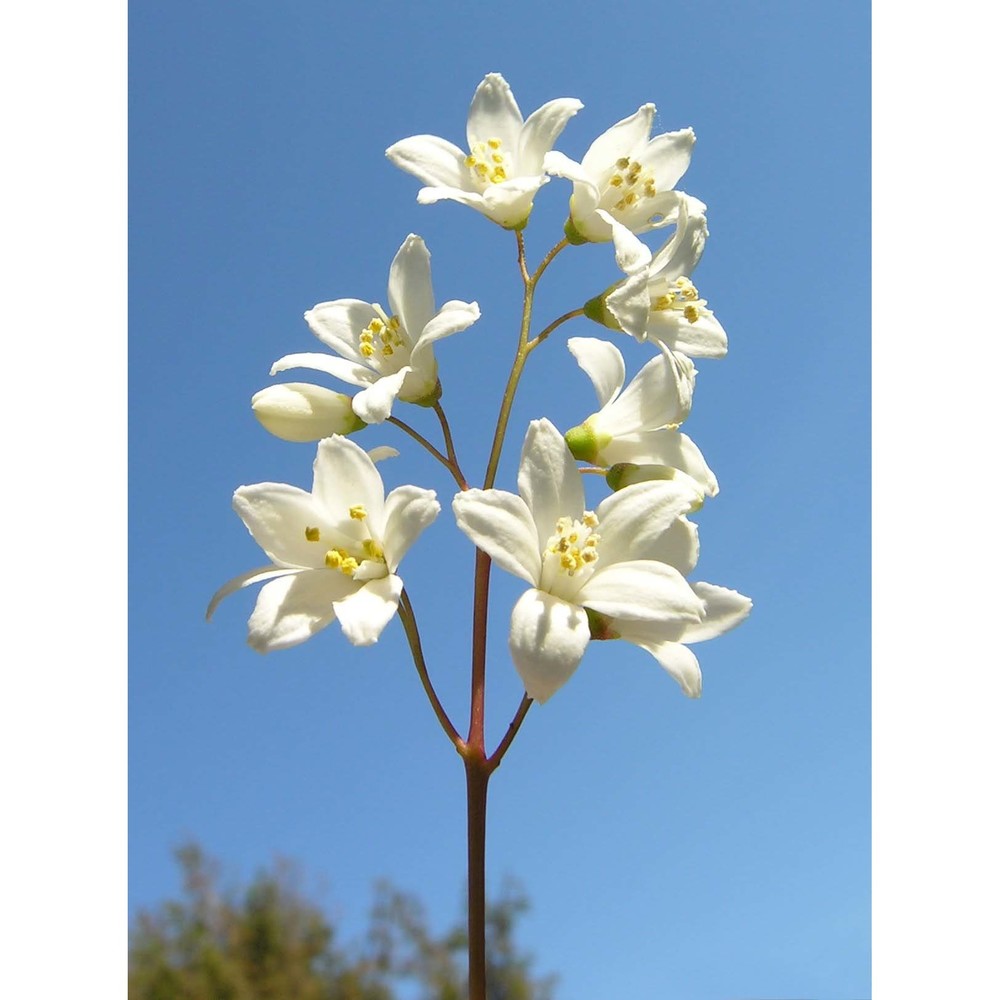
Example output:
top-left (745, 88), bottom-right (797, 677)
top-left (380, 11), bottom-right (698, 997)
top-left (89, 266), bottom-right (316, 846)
top-left (605, 463), bottom-right (705, 510)
top-left (251, 383), bottom-right (366, 442)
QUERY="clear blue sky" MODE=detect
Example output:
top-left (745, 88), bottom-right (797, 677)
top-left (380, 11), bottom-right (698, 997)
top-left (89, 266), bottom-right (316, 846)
top-left (130, 2), bottom-right (870, 996)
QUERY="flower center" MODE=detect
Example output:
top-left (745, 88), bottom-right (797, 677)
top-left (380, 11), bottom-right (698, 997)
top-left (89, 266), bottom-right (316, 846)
top-left (358, 305), bottom-right (409, 371)
top-left (651, 276), bottom-right (708, 324)
top-left (603, 156), bottom-right (658, 214)
top-left (465, 138), bottom-right (511, 187)
top-left (304, 508), bottom-right (386, 578)
top-left (543, 512), bottom-right (601, 577)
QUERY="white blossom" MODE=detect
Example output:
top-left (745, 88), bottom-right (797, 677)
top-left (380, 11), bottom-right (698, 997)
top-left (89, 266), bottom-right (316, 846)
top-left (386, 73), bottom-right (583, 229)
top-left (208, 434), bottom-right (440, 652)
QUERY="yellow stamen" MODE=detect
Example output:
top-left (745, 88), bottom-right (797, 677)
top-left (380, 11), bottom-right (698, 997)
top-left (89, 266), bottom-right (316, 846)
top-left (304, 526), bottom-right (320, 542)
top-left (349, 505), bottom-right (368, 521)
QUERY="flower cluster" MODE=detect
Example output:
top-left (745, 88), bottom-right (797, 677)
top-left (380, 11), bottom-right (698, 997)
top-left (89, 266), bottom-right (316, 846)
top-left (211, 72), bottom-right (749, 705)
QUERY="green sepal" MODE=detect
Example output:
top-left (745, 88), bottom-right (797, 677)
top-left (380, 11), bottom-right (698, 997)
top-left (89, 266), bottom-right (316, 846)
top-left (410, 380), bottom-right (443, 408)
top-left (565, 424), bottom-right (602, 464)
top-left (583, 290), bottom-right (622, 331)
top-left (563, 216), bottom-right (591, 245)
top-left (585, 607), bottom-right (620, 641)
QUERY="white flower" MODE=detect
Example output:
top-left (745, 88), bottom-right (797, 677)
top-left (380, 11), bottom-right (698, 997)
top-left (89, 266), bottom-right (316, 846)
top-left (544, 103), bottom-right (695, 243)
top-left (271, 235), bottom-right (480, 424)
top-left (386, 73), bottom-right (583, 230)
top-left (562, 337), bottom-right (718, 498)
top-left (452, 419), bottom-right (750, 702)
top-left (251, 383), bottom-right (365, 442)
top-left (597, 197), bottom-right (729, 358)
top-left (207, 434), bottom-right (440, 652)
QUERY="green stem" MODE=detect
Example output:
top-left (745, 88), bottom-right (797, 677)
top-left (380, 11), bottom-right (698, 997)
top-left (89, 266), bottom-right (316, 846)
top-left (388, 415), bottom-right (465, 490)
top-left (526, 306), bottom-right (586, 352)
top-left (433, 401), bottom-right (468, 490)
top-left (398, 589), bottom-right (461, 749)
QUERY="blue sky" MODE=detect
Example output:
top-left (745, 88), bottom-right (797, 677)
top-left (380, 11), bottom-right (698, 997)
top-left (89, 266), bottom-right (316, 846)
top-left (127, 2), bottom-right (872, 996)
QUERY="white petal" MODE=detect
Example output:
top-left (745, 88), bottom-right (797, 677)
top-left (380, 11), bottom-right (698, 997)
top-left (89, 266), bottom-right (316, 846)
top-left (466, 73), bottom-right (523, 153)
top-left (517, 97), bottom-right (584, 173)
top-left (508, 589), bottom-right (590, 703)
top-left (409, 299), bottom-right (481, 376)
top-left (678, 583), bottom-right (752, 643)
top-left (452, 489), bottom-right (542, 585)
top-left (517, 419), bottom-right (584, 545)
top-left (304, 300), bottom-right (378, 363)
top-left (600, 348), bottom-right (693, 434)
top-left (206, 565), bottom-right (300, 622)
top-left (626, 631), bottom-right (703, 698)
top-left (247, 570), bottom-right (355, 653)
top-left (648, 197), bottom-right (708, 281)
top-left (479, 176), bottom-right (549, 227)
top-left (593, 481), bottom-right (700, 565)
top-left (311, 435), bottom-right (386, 526)
top-left (574, 559), bottom-right (704, 623)
top-left (233, 483), bottom-right (345, 568)
top-left (366, 445), bottom-right (399, 463)
top-left (580, 104), bottom-right (655, 175)
top-left (605, 272), bottom-right (651, 341)
top-left (388, 234), bottom-right (434, 339)
top-left (567, 337), bottom-right (625, 408)
top-left (597, 210), bottom-right (652, 274)
top-left (670, 310), bottom-right (729, 359)
top-left (642, 128), bottom-right (695, 192)
top-left (381, 485), bottom-right (440, 571)
top-left (333, 574), bottom-right (403, 646)
top-left (270, 352), bottom-right (374, 390)
top-left (385, 134), bottom-right (472, 190)
top-left (416, 184), bottom-right (488, 212)
top-left (543, 150), bottom-right (601, 224)
top-left (351, 367), bottom-right (412, 424)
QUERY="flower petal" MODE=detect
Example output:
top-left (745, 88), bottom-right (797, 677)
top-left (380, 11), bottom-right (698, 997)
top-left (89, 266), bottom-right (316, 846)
top-left (385, 134), bottom-right (471, 190)
top-left (366, 445), bottom-right (399, 464)
top-left (304, 300), bottom-right (378, 364)
top-left (452, 489), bottom-right (542, 585)
top-left (233, 483), bottom-right (345, 568)
top-left (580, 103), bottom-right (655, 176)
top-left (270, 352), bottom-right (374, 390)
top-left (574, 559), bottom-right (704, 623)
top-left (388, 234), bottom-right (434, 340)
top-left (678, 583), bottom-right (752, 643)
top-left (251, 383), bottom-right (361, 443)
top-left (567, 337), bottom-right (625, 409)
top-left (311, 435), bottom-right (386, 527)
top-left (247, 570), bottom-right (355, 653)
top-left (333, 574), bottom-right (403, 646)
top-left (508, 589), bottom-right (590, 703)
top-left (593, 481), bottom-right (700, 565)
top-left (351, 367), bottom-right (411, 424)
top-left (598, 210), bottom-right (652, 274)
top-left (466, 73), bottom-right (523, 153)
top-left (542, 149), bottom-right (600, 218)
top-left (599, 348), bottom-right (694, 435)
top-left (517, 97), bottom-right (584, 173)
top-left (648, 196), bottom-right (708, 281)
top-left (382, 485), bottom-right (440, 571)
top-left (642, 128), bottom-right (695, 192)
top-left (480, 176), bottom-right (549, 227)
top-left (409, 299), bottom-right (481, 376)
top-left (605, 272), bottom-right (651, 340)
top-left (206, 565), bottom-right (300, 622)
top-left (622, 628), bottom-right (703, 698)
top-left (518, 419), bottom-right (584, 545)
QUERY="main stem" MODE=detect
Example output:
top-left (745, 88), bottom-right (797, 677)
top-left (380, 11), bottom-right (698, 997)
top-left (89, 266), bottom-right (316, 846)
top-left (464, 234), bottom-right (568, 999)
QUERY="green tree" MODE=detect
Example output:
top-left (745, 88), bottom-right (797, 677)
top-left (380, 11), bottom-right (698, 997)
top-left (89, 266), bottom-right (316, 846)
top-left (129, 845), bottom-right (556, 1000)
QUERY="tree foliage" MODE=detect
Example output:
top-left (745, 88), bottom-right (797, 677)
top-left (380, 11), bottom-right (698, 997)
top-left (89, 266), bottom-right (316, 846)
top-left (129, 844), bottom-right (557, 1000)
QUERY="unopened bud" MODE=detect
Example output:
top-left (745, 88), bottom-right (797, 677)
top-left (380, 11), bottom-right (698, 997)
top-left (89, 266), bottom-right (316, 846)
top-left (605, 463), bottom-right (704, 511)
top-left (252, 383), bottom-right (365, 442)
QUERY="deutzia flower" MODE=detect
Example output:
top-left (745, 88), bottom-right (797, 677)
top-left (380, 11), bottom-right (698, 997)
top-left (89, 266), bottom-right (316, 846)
top-left (452, 419), bottom-right (750, 701)
top-left (562, 337), bottom-right (718, 498)
top-left (592, 197), bottom-right (728, 358)
top-left (386, 73), bottom-right (583, 230)
top-left (270, 235), bottom-right (480, 424)
top-left (208, 434), bottom-right (440, 652)
top-left (544, 103), bottom-right (695, 244)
